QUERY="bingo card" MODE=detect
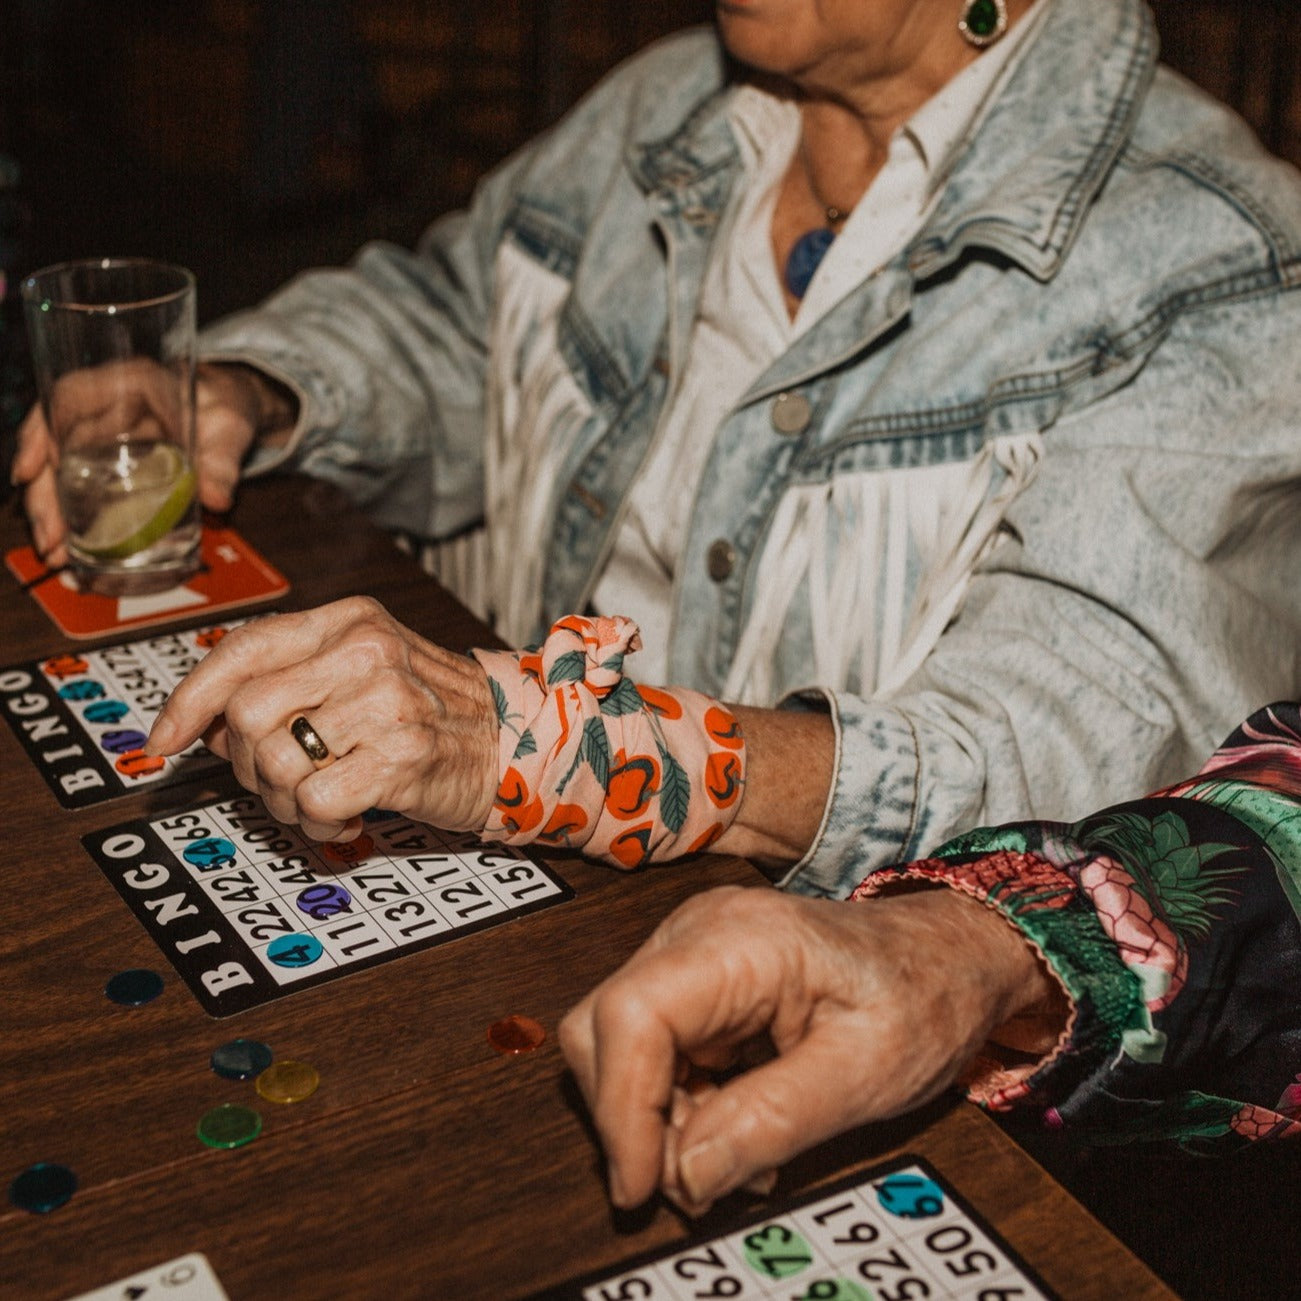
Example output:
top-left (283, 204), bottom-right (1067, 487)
top-left (537, 1156), bottom-right (1057, 1301)
top-left (82, 792), bottom-right (574, 1016)
top-left (0, 620), bottom-right (249, 808)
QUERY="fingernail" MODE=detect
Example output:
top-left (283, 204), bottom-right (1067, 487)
top-left (145, 717), bottom-right (173, 756)
top-left (743, 1168), bottom-right (778, 1198)
top-left (670, 1087), bottom-right (693, 1129)
top-left (678, 1136), bottom-right (736, 1207)
top-left (663, 1184), bottom-right (713, 1219)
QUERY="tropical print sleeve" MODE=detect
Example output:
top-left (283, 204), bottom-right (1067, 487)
top-left (853, 702), bottom-right (1301, 1151)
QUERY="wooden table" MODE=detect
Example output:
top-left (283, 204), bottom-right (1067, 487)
top-left (0, 478), bottom-right (1176, 1299)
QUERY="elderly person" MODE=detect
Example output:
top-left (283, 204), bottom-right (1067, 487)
top-left (19, 0), bottom-right (1301, 871)
top-left (14, 0), bottom-right (1301, 1168)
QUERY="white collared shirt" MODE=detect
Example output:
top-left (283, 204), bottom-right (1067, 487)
top-left (591, 8), bottom-right (1048, 683)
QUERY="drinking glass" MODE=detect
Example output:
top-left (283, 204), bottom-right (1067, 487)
top-left (22, 258), bottom-right (200, 595)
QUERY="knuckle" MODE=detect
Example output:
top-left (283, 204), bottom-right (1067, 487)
top-left (728, 1085), bottom-right (799, 1155)
top-left (591, 982), bottom-right (652, 1039)
top-left (376, 677), bottom-right (423, 719)
top-left (335, 594), bottom-right (388, 628)
top-left (296, 782), bottom-right (338, 825)
top-left (258, 741), bottom-right (302, 789)
top-left (212, 618), bottom-right (267, 667)
top-left (336, 617), bottom-right (405, 675)
top-left (222, 682), bottom-right (282, 737)
top-left (219, 687), bottom-right (256, 730)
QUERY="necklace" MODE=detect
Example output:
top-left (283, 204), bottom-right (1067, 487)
top-left (784, 205), bottom-right (848, 300)
top-left (784, 147), bottom-right (852, 300)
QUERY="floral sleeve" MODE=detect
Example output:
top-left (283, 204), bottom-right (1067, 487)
top-left (855, 702), bottom-right (1301, 1151)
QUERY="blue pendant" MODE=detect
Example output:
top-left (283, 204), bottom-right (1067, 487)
top-left (784, 226), bottom-right (836, 299)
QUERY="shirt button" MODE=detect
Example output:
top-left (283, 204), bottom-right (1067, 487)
top-left (706, 539), bottom-right (736, 582)
top-left (771, 391), bottom-right (812, 435)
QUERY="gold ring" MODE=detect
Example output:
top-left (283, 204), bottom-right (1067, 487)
top-left (289, 715), bottom-right (331, 767)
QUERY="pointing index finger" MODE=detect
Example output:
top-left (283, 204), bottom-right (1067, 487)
top-left (145, 610), bottom-right (323, 756)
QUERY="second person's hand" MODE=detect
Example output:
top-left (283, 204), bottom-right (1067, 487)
top-left (559, 884), bottom-right (1063, 1215)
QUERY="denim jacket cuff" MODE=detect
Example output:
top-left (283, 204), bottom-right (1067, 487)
top-left (196, 349), bottom-right (315, 476)
top-left (774, 688), bottom-right (922, 898)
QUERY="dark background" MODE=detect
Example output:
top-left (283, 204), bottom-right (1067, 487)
top-left (1, 1), bottom-right (713, 326)
top-left (2, 6), bottom-right (1298, 1295)
top-left (1, 2), bottom-right (1294, 326)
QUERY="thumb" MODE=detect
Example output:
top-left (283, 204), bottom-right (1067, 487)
top-left (198, 467), bottom-right (237, 514)
top-left (12, 405), bottom-right (54, 484)
top-left (669, 1035), bottom-right (867, 1211)
top-left (195, 407), bottom-right (255, 513)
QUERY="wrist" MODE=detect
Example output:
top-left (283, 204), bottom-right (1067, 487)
top-left (714, 703), bottom-right (834, 867)
top-left (939, 887), bottom-right (1062, 1031)
top-left (199, 360), bottom-right (299, 446)
top-left (872, 885), bottom-right (1066, 1054)
top-left (472, 616), bottom-right (746, 867)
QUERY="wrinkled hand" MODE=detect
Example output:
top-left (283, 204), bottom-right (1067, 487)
top-left (12, 360), bottom-right (289, 567)
top-left (559, 884), bottom-right (1059, 1215)
top-left (146, 597), bottom-right (499, 842)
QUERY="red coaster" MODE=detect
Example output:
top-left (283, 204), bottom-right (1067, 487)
top-left (6, 525), bottom-right (290, 639)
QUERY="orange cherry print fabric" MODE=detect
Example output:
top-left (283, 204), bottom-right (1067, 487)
top-left (471, 615), bottom-right (746, 868)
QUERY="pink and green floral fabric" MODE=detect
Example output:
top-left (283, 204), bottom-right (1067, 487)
top-left (856, 702), bottom-right (1301, 1151)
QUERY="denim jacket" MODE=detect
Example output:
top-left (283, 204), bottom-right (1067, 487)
top-left (202, 0), bottom-right (1301, 898)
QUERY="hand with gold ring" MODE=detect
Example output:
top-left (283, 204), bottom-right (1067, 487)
top-left (144, 596), bottom-right (500, 842)
top-left (289, 715), bottom-right (333, 768)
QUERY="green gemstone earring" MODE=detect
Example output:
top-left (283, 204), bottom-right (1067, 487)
top-left (959, 0), bottom-right (1008, 48)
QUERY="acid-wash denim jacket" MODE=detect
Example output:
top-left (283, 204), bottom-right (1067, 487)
top-left (202, 0), bottom-right (1301, 900)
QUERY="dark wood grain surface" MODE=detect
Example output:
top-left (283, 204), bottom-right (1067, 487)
top-left (0, 479), bottom-right (1176, 1300)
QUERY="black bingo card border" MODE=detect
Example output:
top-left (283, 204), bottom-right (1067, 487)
top-left (0, 622), bottom-right (247, 809)
top-left (82, 790), bottom-right (575, 1017)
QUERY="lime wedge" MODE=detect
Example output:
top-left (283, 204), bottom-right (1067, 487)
top-left (78, 444), bottom-right (197, 561)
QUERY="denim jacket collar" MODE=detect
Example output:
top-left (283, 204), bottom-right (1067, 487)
top-left (626, 0), bottom-right (1159, 288)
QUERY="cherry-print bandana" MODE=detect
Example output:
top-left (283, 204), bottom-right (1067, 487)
top-left (471, 615), bottom-right (745, 868)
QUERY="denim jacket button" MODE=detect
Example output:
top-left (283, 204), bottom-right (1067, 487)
top-left (706, 539), bottom-right (736, 582)
top-left (771, 392), bottom-right (812, 435)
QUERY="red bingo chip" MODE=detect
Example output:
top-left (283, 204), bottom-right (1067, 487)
top-left (116, 750), bottom-right (167, 779)
top-left (488, 1014), bottom-right (546, 1054)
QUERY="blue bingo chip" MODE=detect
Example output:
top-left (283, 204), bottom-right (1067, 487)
top-left (105, 968), bottom-right (165, 1006)
top-left (875, 1171), bottom-right (946, 1219)
top-left (211, 1038), bottom-right (274, 1080)
top-left (10, 1163), bottom-right (77, 1213)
